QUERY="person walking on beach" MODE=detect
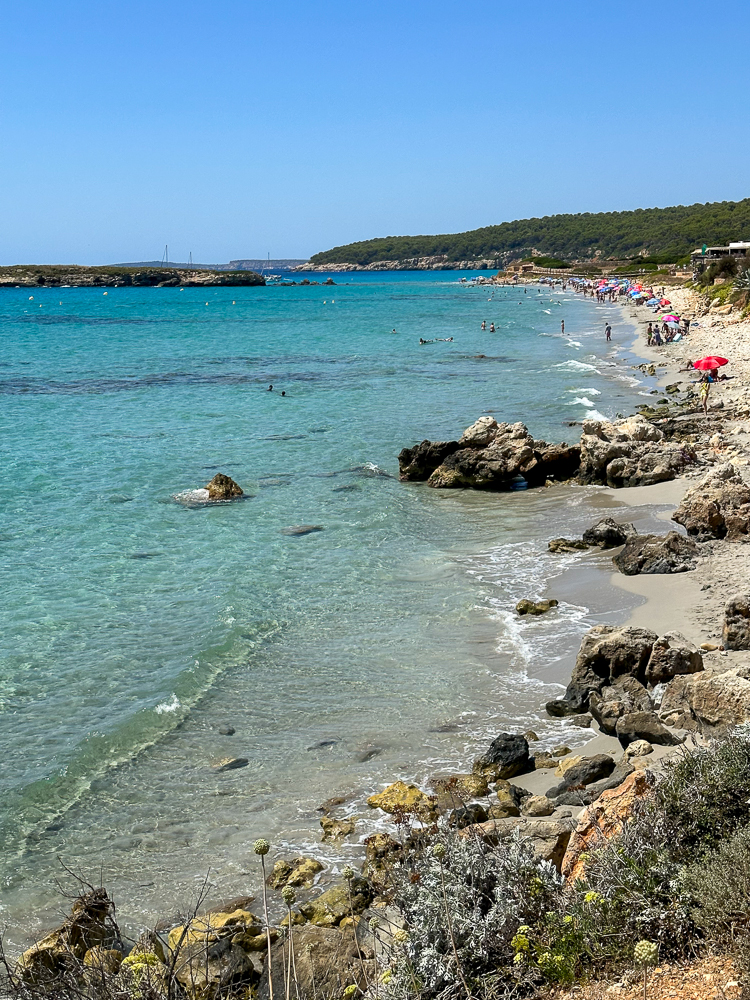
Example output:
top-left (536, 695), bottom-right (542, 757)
top-left (605, 323), bottom-right (612, 342)
top-left (646, 322), bottom-right (653, 346)
top-left (700, 374), bottom-right (711, 417)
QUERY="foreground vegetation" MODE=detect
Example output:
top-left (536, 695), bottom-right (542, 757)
top-left (310, 197), bottom-right (750, 267)
top-left (4, 728), bottom-right (750, 999)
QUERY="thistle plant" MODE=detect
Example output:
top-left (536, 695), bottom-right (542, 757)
top-left (255, 838), bottom-right (274, 1000)
top-left (634, 939), bottom-right (658, 1000)
top-left (281, 885), bottom-right (297, 1000)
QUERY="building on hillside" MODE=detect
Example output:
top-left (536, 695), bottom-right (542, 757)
top-left (691, 241), bottom-right (750, 271)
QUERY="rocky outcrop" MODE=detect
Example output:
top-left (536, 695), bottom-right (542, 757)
top-left (723, 594), bottom-right (750, 650)
top-left (612, 531), bottom-right (699, 575)
top-left (399, 418), bottom-right (580, 490)
top-left (298, 878), bottom-right (372, 927)
top-left (206, 473), bottom-right (244, 500)
top-left (267, 857), bottom-right (323, 889)
top-left (473, 733), bottom-right (531, 779)
top-left (397, 439), bottom-right (460, 480)
top-left (578, 415), bottom-right (696, 487)
top-left (0, 265), bottom-right (265, 287)
top-left (546, 625), bottom-right (658, 716)
top-left (561, 771), bottom-right (653, 882)
top-left (549, 538), bottom-right (589, 553)
top-left (672, 464), bottom-right (750, 540)
top-left (582, 517), bottom-right (636, 548)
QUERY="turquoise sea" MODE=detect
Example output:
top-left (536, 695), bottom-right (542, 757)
top-left (0, 271), bottom-right (658, 944)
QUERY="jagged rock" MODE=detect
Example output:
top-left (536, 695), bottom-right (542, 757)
top-left (205, 473), bottom-right (244, 500)
top-left (82, 947), bottom-right (123, 974)
top-left (257, 923), bottom-right (375, 1000)
top-left (459, 818), bottom-right (574, 871)
top-left (578, 415), bottom-right (696, 487)
top-left (516, 598), bottom-right (558, 616)
top-left (723, 594), bottom-right (750, 650)
top-left (613, 531), bottom-right (699, 575)
top-left (615, 711), bottom-right (683, 747)
top-left (562, 771), bottom-right (652, 882)
top-left (16, 889), bottom-right (116, 983)
top-left (298, 878), bottom-right (372, 927)
top-left (491, 779), bottom-right (525, 818)
top-left (473, 733), bottom-right (530, 779)
top-left (645, 631), bottom-right (703, 684)
top-left (449, 803), bottom-right (489, 827)
top-left (554, 754), bottom-right (583, 776)
top-left (267, 857), bottom-right (324, 889)
top-left (320, 816), bottom-right (356, 841)
top-left (589, 676), bottom-right (653, 735)
top-left (549, 537), bottom-right (589, 553)
top-left (362, 833), bottom-right (403, 890)
top-left (367, 780), bottom-right (436, 818)
top-left (401, 418), bottom-right (580, 490)
top-left (172, 938), bottom-right (257, 995)
top-left (672, 463), bottom-right (750, 540)
top-left (168, 909), bottom-right (262, 952)
top-left (397, 439), bottom-right (460, 480)
top-left (582, 517), bottom-right (637, 548)
top-left (569, 713), bottom-right (594, 728)
top-left (661, 666), bottom-right (750, 730)
top-left (547, 625), bottom-right (658, 715)
top-left (545, 754), bottom-right (616, 799)
top-left (211, 756), bottom-right (249, 772)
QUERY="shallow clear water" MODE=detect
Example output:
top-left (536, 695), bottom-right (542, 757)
top-left (0, 272), bottom-right (654, 943)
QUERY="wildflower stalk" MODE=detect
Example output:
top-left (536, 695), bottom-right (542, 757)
top-left (255, 839), bottom-right (274, 1000)
top-left (432, 843), bottom-right (471, 1000)
top-left (343, 865), bottom-right (369, 992)
top-left (282, 885), bottom-right (298, 1000)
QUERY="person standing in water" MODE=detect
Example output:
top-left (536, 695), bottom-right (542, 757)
top-left (561, 319), bottom-right (565, 334)
top-left (489, 322), bottom-right (495, 332)
top-left (481, 320), bottom-right (486, 330)
top-left (605, 323), bottom-right (612, 342)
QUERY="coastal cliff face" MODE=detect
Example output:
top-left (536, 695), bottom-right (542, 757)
top-left (0, 266), bottom-right (265, 288)
top-left (293, 255), bottom-right (503, 272)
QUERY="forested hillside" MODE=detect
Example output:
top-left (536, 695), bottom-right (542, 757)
top-left (310, 198), bottom-right (750, 266)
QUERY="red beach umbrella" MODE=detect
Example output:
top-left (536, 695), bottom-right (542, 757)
top-left (659, 298), bottom-right (671, 306)
top-left (693, 356), bottom-right (728, 370)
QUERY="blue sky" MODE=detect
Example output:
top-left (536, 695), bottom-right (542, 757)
top-left (1, 0), bottom-right (748, 264)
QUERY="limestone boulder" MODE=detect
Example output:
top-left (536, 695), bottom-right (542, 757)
top-left (723, 594), bottom-right (750, 650)
top-left (473, 733), bottom-right (530, 779)
top-left (562, 771), bottom-right (653, 882)
top-left (582, 517), bottom-right (637, 548)
top-left (459, 817), bottom-right (574, 872)
top-left (172, 937), bottom-right (257, 996)
top-left (432, 772), bottom-right (489, 811)
top-left (298, 878), bottom-right (372, 928)
top-left (362, 833), bottom-right (403, 891)
top-left (660, 667), bottom-right (750, 730)
top-left (205, 473), bottom-right (244, 500)
top-left (672, 463), bottom-right (750, 541)
top-left (516, 598), bottom-right (558, 616)
top-left (449, 803), bottom-right (489, 828)
top-left (320, 816), bottom-right (357, 842)
top-left (549, 537), bottom-right (590, 553)
top-left (367, 780), bottom-right (436, 818)
top-left (521, 795), bottom-right (555, 817)
top-left (267, 857), bottom-right (324, 889)
top-left (545, 754), bottom-right (616, 799)
top-left (645, 631), bottom-right (703, 684)
top-left (613, 531), bottom-right (699, 576)
top-left (547, 625), bottom-right (658, 715)
top-left (589, 676), bottom-right (653, 735)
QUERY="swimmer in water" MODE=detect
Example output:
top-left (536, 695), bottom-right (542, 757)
top-left (481, 320), bottom-right (486, 330)
top-left (561, 319), bottom-right (565, 334)
top-left (268, 385), bottom-right (273, 391)
top-left (489, 323), bottom-right (495, 332)
top-left (281, 391), bottom-right (286, 396)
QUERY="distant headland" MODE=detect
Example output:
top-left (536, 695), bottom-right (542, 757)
top-left (0, 265), bottom-right (266, 288)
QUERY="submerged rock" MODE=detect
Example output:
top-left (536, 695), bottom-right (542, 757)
top-left (320, 816), bottom-right (357, 842)
top-left (205, 473), bottom-right (244, 500)
top-left (281, 524), bottom-right (324, 536)
top-left (516, 598), bottom-right (558, 616)
top-left (548, 537), bottom-right (589, 553)
top-left (613, 531), bottom-right (699, 575)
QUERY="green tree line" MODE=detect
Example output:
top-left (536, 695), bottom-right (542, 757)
top-left (309, 198), bottom-right (750, 266)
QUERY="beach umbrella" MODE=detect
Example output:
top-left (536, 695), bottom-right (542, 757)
top-left (693, 356), bottom-right (728, 370)
top-left (659, 298), bottom-right (671, 306)
top-left (660, 313), bottom-right (680, 322)
top-left (646, 298), bottom-right (660, 305)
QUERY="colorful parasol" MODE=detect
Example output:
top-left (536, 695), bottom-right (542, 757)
top-left (693, 356), bottom-right (728, 370)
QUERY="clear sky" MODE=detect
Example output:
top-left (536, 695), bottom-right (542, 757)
top-left (1, 0), bottom-right (748, 264)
